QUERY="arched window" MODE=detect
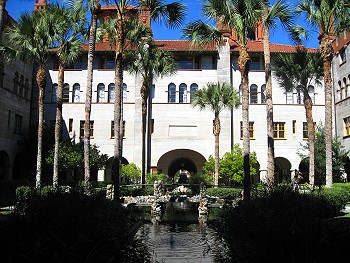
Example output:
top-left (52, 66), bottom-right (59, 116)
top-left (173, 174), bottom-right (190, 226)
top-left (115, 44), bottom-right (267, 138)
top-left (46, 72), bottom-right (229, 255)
top-left (123, 83), bottom-right (127, 101)
top-left (250, 84), bottom-right (258, 104)
top-left (13, 72), bottom-right (19, 94)
top-left (286, 89), bottom-right (293, 104)
top-left (97, 83), bottom-right (105, 102)
top-left (19, 75), bottom-right (24, 97)
top-left (24, 78), bottom-right (29, 99)
top-left (261, 84), bottom-right (266, 104)
top-left (108, 83), bottom-right (115, 103)
top-left (338, 80), bottom-right (342, 101)
top-left (168, 83), bottom-right (176, 103)
top-left (190, 83), bottom-right (198, 103)
top-left (63, 83), bottom-right (70, 102)
top-left (296, 85), bottom-right (303, 104)
top-left (51, 84), bottom-right (58, 102)
top-left (179, 83), bottom-right (187, 103)
top-left (308, 85), bottom-right (315, 104)
top-left (73, 83), bottom-right (80, 102)
top-left (343, 77), bottom-right (347, 98)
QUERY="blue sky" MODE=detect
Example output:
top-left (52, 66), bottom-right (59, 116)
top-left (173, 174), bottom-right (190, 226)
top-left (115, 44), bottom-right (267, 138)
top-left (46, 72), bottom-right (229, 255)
top-left (6, 0), bottom-right (319, 48)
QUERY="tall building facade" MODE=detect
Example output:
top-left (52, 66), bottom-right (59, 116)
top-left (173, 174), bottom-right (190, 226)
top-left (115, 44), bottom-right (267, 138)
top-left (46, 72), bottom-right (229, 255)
top-left (0, 9), bottom-right (34, 180)
top-left (41, 4), bottom-right (325, 183)
top-left (332, 32), bottom-right (350, 178)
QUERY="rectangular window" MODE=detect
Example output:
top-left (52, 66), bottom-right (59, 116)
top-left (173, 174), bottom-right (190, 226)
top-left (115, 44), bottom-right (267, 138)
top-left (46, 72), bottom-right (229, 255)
top-left (111, 120), bottom-right (126, 138)
top-left (273, 122), bottom-right (285, 139)
top-left (249, 57), bottom-right (264, 70)
top-left (80, 120), bottom-right (94, 138)
top-left (8, 110), bottom-right (11, 128)
top-left (344, 117), bottom-right (350, 137)
top-left (340, 48), bottom-right (347, 64)
top-left (14, 114), bottom-right (23, 134)
top-left (292, 120), bottom-right (296, 134)
top-left (303, 122), bottom-right (316, 139)
top-left (69, 118), bottom-right (73, 133)
top-left (240, 121), bottom-right (254, 139)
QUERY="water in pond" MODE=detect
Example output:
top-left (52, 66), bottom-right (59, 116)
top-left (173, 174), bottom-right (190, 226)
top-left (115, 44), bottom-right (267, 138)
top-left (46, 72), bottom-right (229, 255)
top-left (132, 202), bottom-right (229, 263)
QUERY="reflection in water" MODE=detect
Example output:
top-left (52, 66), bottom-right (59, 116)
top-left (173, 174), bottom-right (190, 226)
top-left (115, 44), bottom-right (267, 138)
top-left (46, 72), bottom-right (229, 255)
top-left (136, 221), bottom-right (227, 263)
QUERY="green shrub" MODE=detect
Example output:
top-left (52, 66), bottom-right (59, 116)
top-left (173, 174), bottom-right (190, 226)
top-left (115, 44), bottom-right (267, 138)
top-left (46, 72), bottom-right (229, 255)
top-left (315, 186), bottom-right (350, 212)
top-left (333, 182), bottom-right (350, 195)
top-left (146, 173), bottom-right (172, 184)
top-left (206, 187), bottom-right (242, 200)
top-left (5, 190), bottom-right (151, 262)
top-left (215, 187), bottom-right (349, 262)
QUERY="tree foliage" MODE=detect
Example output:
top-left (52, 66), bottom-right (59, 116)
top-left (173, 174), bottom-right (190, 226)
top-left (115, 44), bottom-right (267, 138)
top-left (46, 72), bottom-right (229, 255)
top-left (121, 163), bottom-right (141, 184)
top-left (298, 123), bottom-right (350, 184)
top-left (203, 144), bottom-right (258, 186)
top-left (46, 141), bottom-right (108, 176)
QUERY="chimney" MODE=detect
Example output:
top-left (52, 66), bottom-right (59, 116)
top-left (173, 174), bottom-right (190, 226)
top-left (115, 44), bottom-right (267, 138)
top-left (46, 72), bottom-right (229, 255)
top-left (139, 7), bottom-right (150, 27)
top-left (34, 0), bottom-right (47, 11)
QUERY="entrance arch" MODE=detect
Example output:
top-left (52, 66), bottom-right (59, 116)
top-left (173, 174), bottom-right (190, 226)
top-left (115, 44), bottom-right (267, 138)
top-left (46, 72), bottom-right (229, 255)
top-left (274, 157), bottom-right (292, 183)
top-left (0, 151), bottom-right (10, 180)
top-left (104, 157), bottom-right (129, 182)
top-left (157, 149), bottom-right (206, 176)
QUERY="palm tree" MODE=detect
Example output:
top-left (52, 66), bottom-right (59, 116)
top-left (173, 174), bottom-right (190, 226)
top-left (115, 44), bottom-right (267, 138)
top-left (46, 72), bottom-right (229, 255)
top-left (99, 0), bottom-right (185, 200)
top-left (261, 0), bottom-right (292, 189)
top-left (273, 46), bottom-right (323, 189)
top-left (192, 82), bottom-right (240, 187)
top-left (183, 0), bottom-right (262, 200)
top-left (125, 36), bottom-right (177, 186)
top-left (68, 0), bottom-right (102, 193)
top-left (7, 10), bottom-right (56, 187)
top-left (298, 0), bottom-right (350, 188)
top-left (0, 0), bottom-right (6, 87)
top-left (49, 3), bottom-right (85, 188)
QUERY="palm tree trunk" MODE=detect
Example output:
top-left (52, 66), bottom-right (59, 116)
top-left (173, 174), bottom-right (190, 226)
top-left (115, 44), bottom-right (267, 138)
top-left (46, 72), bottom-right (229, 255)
top-left (53, 62), bottom-right (64, 188)
top-left (320, 35), bottom-right (334, 188)
top-left (0, 0), bottom-right (6, 88)
top-left (141, 80), bottom-right (148, 185)
top-left (113, 19), bottom-right (124, 202)
top-left (84, 7), bottom-right (99, 194)
top-left (35, 63), bottom-right (47, 188)
top-left (304, 91), bottom-right (315, 189)
top-left (262, 8), bottom-right (275, 190)
top-left (238, 45), bottom-right (251, 200)
top-left (213, 112), bottom-right (220, 187)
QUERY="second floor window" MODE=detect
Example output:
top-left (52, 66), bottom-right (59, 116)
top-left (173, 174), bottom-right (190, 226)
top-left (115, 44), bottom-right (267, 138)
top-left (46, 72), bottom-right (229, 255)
top-left (240, 121), bottom-right (254, 139)
top-left (73, 84), bottom-right (80, 102)
top-left (63, 84), bottom-right (70, 102)
top-left (250, 84), bottom-right (258, 104)
top-left (111, 120), bottom-right (126, 138)
top-left (108, 84), bottom-right (115, 102)
top-left (190, 83), bottom-right (198, 103)
top-left (273, 122), bottom-right (285, 139)
top-left (97, 84), bottom-right (105, 102)
top-left (168, 83), bottom-right (176, 103)
top-left (179, 83), bottom-right (187, 103)
top-left (51, 84), bottom-right (58, 102)
top-left (344, 117), bottom-right (350, 137)
top-left (14, 114), bottom-right (23, 134)
top-left (303, 122), bottom-right (316, 139)
top-left (80, 120), bottom-right (94, 138)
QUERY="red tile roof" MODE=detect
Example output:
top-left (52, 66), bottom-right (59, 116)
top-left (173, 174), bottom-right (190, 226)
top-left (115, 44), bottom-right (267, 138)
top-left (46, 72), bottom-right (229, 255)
top-left (82, 40), bottom-right (217, 52)
top-left (229, 39), bottom-right (319, 53)
top-left (82, 39), bottom-right (318, 53)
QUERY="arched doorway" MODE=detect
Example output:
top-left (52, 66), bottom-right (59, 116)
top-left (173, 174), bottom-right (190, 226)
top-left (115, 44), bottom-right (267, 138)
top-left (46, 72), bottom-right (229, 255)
top-left (104, 157), bottom-right (129, 182)
top-left (0, 151), bottom-right (10, 180)
top-left (157, 149), bottom-right (206, 177)
top-left (274, 157), bottom-right (292, 183)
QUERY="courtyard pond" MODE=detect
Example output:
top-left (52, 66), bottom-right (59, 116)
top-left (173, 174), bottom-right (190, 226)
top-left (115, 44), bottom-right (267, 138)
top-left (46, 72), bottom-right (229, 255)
top-left (130, 201), bottom-right (230, 262)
